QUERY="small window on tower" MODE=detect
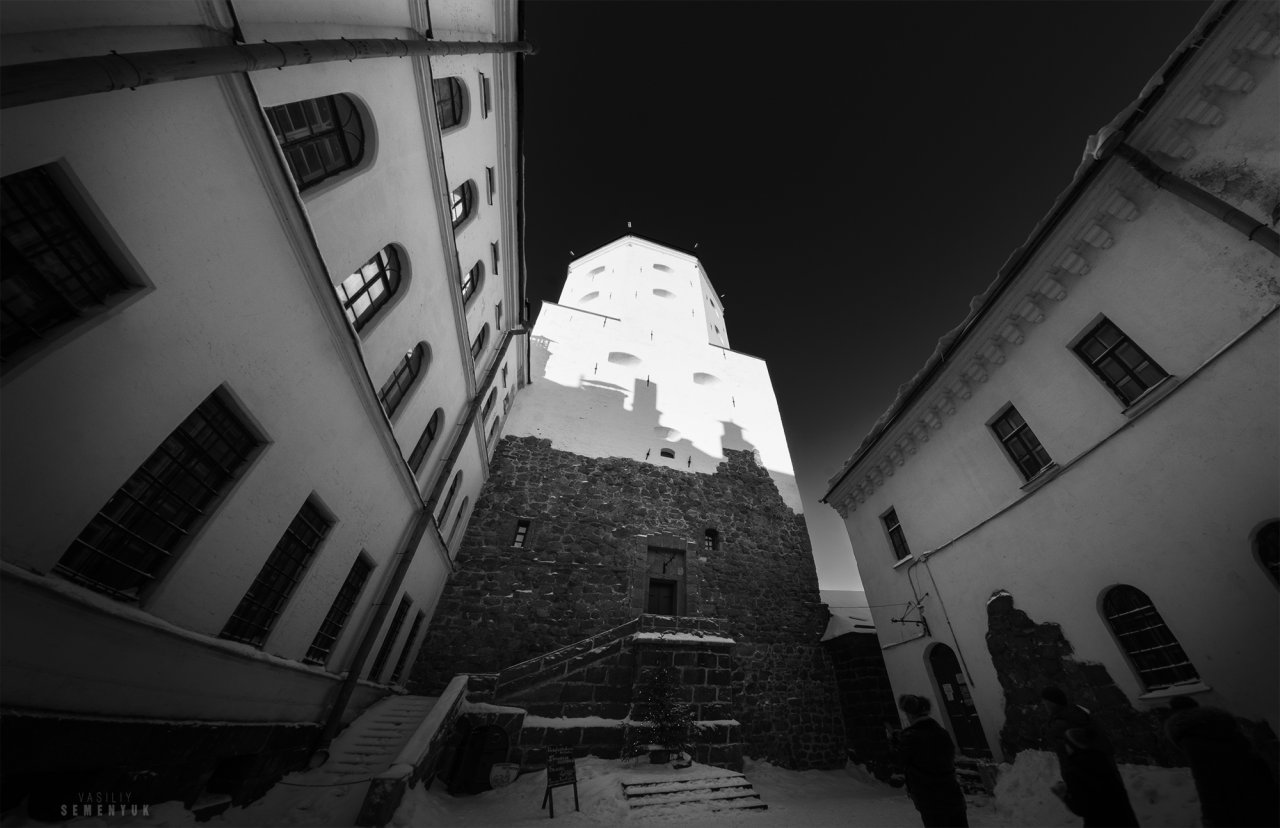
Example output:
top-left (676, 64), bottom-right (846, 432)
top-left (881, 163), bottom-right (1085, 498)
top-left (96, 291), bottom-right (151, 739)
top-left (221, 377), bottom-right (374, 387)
top-left (659, 448), bottom-right (675, 459)
top-left (512, 518), bottom-right (532, 548)
top-left (704, 529), bottom-right (720, 551)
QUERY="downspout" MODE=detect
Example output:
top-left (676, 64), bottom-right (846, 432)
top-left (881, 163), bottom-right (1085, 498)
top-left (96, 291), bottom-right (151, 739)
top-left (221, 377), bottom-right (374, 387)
top-left (918, 554), bottom-right (976, 687)
top-left (1, 37), bottom-right (535, 109)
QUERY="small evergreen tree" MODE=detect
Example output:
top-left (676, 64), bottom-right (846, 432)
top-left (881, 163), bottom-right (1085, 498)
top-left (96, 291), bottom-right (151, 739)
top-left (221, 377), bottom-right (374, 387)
top-left (628, 665), bottom-right (695, 760)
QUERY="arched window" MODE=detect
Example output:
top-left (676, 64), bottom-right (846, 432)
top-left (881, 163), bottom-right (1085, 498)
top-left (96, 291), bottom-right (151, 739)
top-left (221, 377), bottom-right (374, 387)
top-left (266, 94), bottom-right (366, 191)
top-left (1255, 520), bottom-right (1279, 585)
top-left (449, 496), bottom-right (471, 540)
top-left (704, 529), bottom-right (720, 551)
top-left (378, 342), bottom-right (428, 417)
top-left (433, 77), bottom-right (467, 131)
top-left (408, 408), bottom-right (443, 472)
top-left (488, 417), bottom-right (500, 447)
top-left (461, 261), bottom-right (483, 304)
top-left (482, 388), bottom-right (497, 419)
top-left (471, 324), bottom-right (489, 361)
top-left (437, 472), bottom-right (462, 526)
top-left (337, 246), bottom-right (402, 332)
top-left (450, 181), bottom-right (475, 229)
top-left (659, 448), bottom-right (675, 459)
top-left (1102, 585), bottom-right (1199, 690)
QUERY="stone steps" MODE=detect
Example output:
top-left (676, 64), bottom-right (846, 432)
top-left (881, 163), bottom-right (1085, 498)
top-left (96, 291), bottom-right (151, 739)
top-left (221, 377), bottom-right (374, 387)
top-left (622, 771), bottom-right (767, 813)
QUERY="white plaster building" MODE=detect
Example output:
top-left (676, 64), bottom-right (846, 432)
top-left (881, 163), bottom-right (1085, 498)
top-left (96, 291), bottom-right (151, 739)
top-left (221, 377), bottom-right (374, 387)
top-left (823, 1), bottom-right (1278, 763)
top-left (504, 235), bottom-right (803, 512)
top-left (0, 0), bottom-right (527, 810)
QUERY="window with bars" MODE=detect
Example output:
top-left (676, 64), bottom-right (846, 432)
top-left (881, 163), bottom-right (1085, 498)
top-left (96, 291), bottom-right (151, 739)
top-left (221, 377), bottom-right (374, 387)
top-left (378, 342), bottom-right (428, 417)
top-left (1, 165), bottom-right (134, 362)
top-left (389, 610), bottom-right (426, 685)
top-left (221, 498), bottom-right (332, 648)
top-left (433, 77), bottom-right (466, 131)
top-left (482, 388), bottom-right (497, 419)
top-left (704, 529), bottom-right (720, 552)
top-left (437, 472), bottom-right (462, 527)
top-left (369, 594), bottom-right (412, 681)
top-left (990, 405), bottom-right (1053, 481)
top-left (1102, 584), bottom-right (1199, 690)
top-left (461, 262), bottom-right (482, 305)
top-left (337, 246), bottom-right (402, 332)
top-left (304, 554), bottom-right (373, 665)
top-left (490, 241), bottom-right (500, 276)
top-left (512, 518), bottom-right (531, 548)
top-left (450, 182), bottom-right (475, 229)
top-left (471, 324), bottom-right (489, 361)
top-left (266, 95), bottom-right (366, 191)
top-left (881, 508), bottom-right (911, 562)
top-left (409, 408), bottom-right (443, 472)
top-left (1256, 521), bottom-right (1279, 586)
top-left (55, 390), bottom-right (261, 598)
top-left (1073, 318), bottom-right (1168, 406)
top-left (485, 167), bottom-right (495, 205)
top-left (659, 448), bottom-right (675, 459)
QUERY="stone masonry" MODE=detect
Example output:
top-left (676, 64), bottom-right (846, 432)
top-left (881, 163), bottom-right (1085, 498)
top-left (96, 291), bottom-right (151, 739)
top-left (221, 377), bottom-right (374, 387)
top-left (409, 436), bottom-right (845, 769)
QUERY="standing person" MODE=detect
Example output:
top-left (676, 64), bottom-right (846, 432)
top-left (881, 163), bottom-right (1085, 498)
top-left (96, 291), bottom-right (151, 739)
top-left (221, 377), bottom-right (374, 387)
top-left (1163, 695), bottom-right (1280, 827)
top-left (1041, 686), bottom-right (1139, 828)
top-left (892, 693), bottom-right (969, 828)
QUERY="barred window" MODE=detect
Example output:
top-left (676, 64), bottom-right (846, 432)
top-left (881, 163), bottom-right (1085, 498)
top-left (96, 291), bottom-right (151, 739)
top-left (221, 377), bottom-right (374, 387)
top-left (471, 323), bottom-right (489, 361)
top-left (304, 554), bottom-right (374, 665)
top-left (451, 181), bottom-right (475, 229)
top-left (378, 342), bottom-right (428, 417)
top-left (1, 165), bottom-right (133, 362)
top-left (461, 262), bottom-right (482, 305)
top-left (512, 518), bottom-right (531, 548)
top-left (266, 95), bottom-right (366, 191)
top-left (433, 77), bottom-right (466, 131)
top-left (704, 529), bottom-right (720, 552)
top-left (56, 390), bottom-right (261, 598)
top-left (409, 408), bottom-right (443, 472)
top-left (882, 508), bottom-right (910, 562)
top-left (221, 498), bottom-right (332, 648)
top-left (1074, 318), bottom-right (1168, 406)
top-left (1103, 584), bottom-right (1199, 690)
top-left (369, 594), bottom-right (412, 682)
top-left (337, 246), bottom-right (402, 331)
top-left (389, 610), bottom-right (426, 685)
top-left (990, 405), bottom-right (1053, 481)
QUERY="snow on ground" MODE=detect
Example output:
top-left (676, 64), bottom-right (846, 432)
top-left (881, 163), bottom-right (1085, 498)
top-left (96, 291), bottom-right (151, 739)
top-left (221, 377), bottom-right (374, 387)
top-left (3, 750), bottom-right (1201, 827)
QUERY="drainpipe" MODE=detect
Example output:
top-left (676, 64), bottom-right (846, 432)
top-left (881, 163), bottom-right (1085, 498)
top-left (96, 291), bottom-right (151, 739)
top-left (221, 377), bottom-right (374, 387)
top-left (1, 37), bottom-right (535, 110)
top-left (1093, 129), bottom-right (1279, 256)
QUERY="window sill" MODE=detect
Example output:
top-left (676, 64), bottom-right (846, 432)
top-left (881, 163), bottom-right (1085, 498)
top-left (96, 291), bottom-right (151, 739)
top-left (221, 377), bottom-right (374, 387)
top-left (892, 555), bottom-right (915, 571)
top-left (1122, 376), bottom-right (1181, 419)
top-left (1137, 681), bottom-right (1212, 702)
top-left (1019, 463), bottom-right (1062, 494)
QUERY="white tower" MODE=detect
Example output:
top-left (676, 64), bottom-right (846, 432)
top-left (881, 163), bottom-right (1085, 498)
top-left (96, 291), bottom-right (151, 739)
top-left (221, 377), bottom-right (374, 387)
top-left (504, 236), bottom-right (802, 511)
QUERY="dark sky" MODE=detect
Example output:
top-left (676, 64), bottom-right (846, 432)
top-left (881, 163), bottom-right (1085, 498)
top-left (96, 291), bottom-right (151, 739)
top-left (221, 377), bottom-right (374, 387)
top-left (519, 0), bottom-right (1211, 590)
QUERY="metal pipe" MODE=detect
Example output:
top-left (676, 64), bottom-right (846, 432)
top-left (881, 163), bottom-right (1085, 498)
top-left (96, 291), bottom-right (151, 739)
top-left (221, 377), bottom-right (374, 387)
top-left (1112, 141), bottom-right (1279, 256)
top-left (2, 37), bottom-right (535, 110)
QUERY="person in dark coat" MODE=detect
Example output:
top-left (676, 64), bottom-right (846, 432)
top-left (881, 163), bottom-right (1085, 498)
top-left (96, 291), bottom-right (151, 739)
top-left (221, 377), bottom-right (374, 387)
top-left (1164, 695), bottom-right (1280, 827)
top-left (1041, 686), bottom-right (1139, 828)
top-left (891, 694), bottom-right (968, 828)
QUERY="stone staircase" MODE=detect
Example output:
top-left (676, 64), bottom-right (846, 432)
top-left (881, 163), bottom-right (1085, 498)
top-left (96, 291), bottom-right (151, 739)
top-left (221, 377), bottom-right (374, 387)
top-left (621, 765), bottom-right (767, 815)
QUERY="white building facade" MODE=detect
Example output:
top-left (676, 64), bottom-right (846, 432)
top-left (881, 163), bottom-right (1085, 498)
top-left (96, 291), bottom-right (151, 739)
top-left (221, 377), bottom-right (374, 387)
top-left (823, 1), bottom-right (1278, 763)
top-left (0, 0), bottom-right (526, 812)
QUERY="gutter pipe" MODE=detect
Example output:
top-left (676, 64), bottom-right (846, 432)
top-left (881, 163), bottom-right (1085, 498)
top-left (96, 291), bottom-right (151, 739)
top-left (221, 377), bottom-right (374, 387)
top-left (1, 37), bottom-right (535, 110)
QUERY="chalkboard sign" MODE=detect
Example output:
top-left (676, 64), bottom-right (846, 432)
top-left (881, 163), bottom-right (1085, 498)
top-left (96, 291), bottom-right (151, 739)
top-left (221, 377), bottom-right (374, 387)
top-left (541, 748), bottom-right (579, 818)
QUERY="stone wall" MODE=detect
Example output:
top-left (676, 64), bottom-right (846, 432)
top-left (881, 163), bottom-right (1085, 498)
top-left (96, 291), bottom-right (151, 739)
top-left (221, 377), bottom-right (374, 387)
top-left (410, 436), bottom-right (845, 769)
top-left (822, 631), bottom-right (899, 778)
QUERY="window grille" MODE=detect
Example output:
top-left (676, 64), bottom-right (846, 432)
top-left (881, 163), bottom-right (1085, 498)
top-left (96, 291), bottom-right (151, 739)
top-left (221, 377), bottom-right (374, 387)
top-left (378, 343), bottom-right (427, 416)
top-left (304, 554), bottom-right (373, 665)
top-left (1, 166), bottom-right (133, 361)
top-left (991, 406), bottom-right (1053, 480)
top-left (433, 77), bottom-right (466, 130)
top-left (471, 324), bottom-right (489, 361)
top-left (1103, 584), bottom-right (1199, 690)
top-left (659, 448), bottom-right (675, 459)
top-left (409, 408), bottom-right (443, 472)
top-left (512, 519), bottom-right (531, 548)
top-left (461, 262), bottom-right (482, 304)
top-left (450, 182), bottom-right (474, 229)
top-left (55, 390), bottom-right (260, 598)
top-left (882, 508), bottom-right (911, 561)
top-left (221, 498), bottom-right (332, 647)
top-left (368, 594), bottom-right (412, 681)
top-left (389, 610), bottom-right (426, 685)
top-left (704, 529), bottom-right (720, 551)
top-left (1074, 318), bottom-right (1168, 405)
top-left (266, 95), bottom-right (365, 190)
top-left (337, 246), bottom-right (401, 331)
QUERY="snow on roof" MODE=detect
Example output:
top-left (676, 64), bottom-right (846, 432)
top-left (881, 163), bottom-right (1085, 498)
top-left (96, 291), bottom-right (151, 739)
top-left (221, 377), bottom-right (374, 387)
top-left (823, 0), bottom-right (1232, 499)
top-left (632, 631), bottom-right (737, 644)
top-left (820, 614), bottom-right (875, 642)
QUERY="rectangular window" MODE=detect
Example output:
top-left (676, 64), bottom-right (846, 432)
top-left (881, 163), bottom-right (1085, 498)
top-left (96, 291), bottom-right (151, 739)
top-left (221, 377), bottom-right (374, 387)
top-left (501, 363), bottom-right (508, 388)
top-left (512, 518), bottom-right (531, 548)
top-left (56, 390), bottom-right (261, 599)
top-left (221, 498), bottom-right (332, 647)
top-left (485, 166), bottom-right (495, 205)
top-left (304, 554), bottom-right (374, 665)
top-left (990, 405), bottom-right (1053, 481)
top-left (881, 508), bottom-right (911, 562)
top-left (1073, 317), bottom-right (1168, 406)
top-left (1, 165), bottom-right (134, 362)
top-left (368, 594), bottom-right (412, 681)
top-left (495, 301), bottom-right (503, 332)
top-left (389, 610), bottom-right (426, 685)
top-left (491, 241), bottom-right (500, 276)
top-left (480, 72), bottom-right (492, 117)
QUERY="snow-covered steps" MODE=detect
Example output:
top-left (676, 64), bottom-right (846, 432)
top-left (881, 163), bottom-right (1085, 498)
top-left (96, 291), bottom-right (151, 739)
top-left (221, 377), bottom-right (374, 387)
top-left (621, 766), bottom-right (767, 814)
top-left (315, 695), bottom-right (438, 785)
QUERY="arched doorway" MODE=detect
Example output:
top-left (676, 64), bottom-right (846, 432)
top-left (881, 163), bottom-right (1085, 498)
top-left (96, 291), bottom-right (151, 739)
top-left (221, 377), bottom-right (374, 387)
top-left (927, 643), bottom-right (991, 758)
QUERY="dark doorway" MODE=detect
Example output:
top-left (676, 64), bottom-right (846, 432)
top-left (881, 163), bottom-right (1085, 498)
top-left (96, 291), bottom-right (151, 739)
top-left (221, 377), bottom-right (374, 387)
top-left (647, 579), bottom-right (677, 614)
top-left (645, 546), bottom-right (685, 615)
top-left (927, 643), bottom-right (991, 758)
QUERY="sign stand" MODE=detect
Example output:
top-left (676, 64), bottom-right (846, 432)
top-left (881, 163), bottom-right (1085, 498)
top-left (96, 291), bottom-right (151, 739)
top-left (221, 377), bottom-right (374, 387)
top-left (541, 747), bottom-right (579, 818)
